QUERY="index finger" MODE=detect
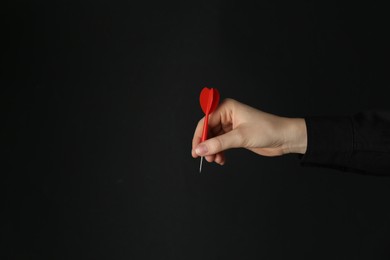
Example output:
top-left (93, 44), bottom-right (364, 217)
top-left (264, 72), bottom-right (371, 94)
top-left (191, 117), bottom-right (205, 158)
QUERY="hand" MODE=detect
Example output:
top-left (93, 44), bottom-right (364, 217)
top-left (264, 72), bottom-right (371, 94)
top-left (191, 98), bottom-right (307, 165)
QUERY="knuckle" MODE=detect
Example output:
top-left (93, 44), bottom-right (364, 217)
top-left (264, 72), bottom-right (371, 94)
top-left (223, 98), bottom-right (236, 106)
top-left (197, 117), bottom-right (204, 127)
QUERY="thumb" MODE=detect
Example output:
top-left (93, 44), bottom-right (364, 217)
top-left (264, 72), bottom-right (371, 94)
top-left (194, 130), bottom-right (242, 156)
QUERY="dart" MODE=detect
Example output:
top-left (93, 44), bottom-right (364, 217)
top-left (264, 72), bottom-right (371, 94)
top-left (199, 87), bottom-right (220, 172)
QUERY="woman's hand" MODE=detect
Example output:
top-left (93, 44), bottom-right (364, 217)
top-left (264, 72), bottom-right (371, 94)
top-left (191, 98), bottom-right (307, 165)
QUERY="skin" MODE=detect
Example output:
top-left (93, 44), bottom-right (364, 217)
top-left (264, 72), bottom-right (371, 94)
top-left (191, 98), bottom-right (308, 165)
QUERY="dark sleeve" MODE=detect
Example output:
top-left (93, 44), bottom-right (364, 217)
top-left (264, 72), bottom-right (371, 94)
top-left (300, 110), bottom-right (390, 176)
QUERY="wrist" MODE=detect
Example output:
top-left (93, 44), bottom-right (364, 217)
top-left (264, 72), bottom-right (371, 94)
top-left (282, 118), bottom-right (307, 154)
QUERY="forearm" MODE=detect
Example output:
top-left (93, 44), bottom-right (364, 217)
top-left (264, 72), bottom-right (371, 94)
top-left (301, 111), bottom-right (390, 176)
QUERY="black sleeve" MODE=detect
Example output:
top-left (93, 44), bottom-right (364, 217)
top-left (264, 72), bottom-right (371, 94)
top-left (300, 110), bottom-right (390, 176)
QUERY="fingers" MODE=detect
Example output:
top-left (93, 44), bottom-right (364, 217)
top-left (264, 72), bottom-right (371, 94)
top-left (192, 99), bottom-right (235, 157)
top-left (191, 98), bottom-right (238, 166)
top-left (192, 117), bottom-right (205, 158)
top-left (215, 152), bottom-right (226, 165)
top-left (194, 129), bottom-right (242, 157)
top-left (191, 113), bottom-right (225, 158)
top-left (204, 152), bottom-right (225, 165)
top-left (191, 117), bottom-right (226, 165)
top-left (191, 124), bottom-right (226, 165)
top-left (208, 98), bottom-right (235, 130)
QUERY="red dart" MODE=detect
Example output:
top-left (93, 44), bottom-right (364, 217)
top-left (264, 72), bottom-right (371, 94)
top-left (199, 87), bottom-right (220, 172)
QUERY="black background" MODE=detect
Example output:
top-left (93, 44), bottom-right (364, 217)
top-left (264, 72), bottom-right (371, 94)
top-left (4, 1), bottom-right (390, 259)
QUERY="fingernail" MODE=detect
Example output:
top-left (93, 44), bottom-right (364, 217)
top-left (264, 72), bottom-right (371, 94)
top-left (195, 144), bottom-right (208, 156)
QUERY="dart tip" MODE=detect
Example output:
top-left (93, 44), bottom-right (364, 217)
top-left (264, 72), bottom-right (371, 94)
top-left (199, 156), bottom-right (203, 173)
